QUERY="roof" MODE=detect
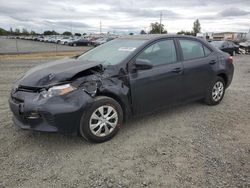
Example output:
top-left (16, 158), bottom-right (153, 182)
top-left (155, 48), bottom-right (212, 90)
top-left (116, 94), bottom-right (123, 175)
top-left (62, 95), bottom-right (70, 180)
top-left (118, 34), bottom-right (198, 40)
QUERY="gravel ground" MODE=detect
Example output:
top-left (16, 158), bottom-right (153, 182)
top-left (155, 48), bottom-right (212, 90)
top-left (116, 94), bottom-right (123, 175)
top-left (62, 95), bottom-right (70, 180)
top-left (0, 55), bottom-right (249, 188)
top-left (0, 38), bottom-right (91, 54)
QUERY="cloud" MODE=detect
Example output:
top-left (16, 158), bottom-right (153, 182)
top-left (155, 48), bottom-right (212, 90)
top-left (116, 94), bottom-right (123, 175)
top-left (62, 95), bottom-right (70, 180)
top-left (218, 8), bottom-right (250, 17)
top-left (43, 20), bottom-right (90, 29)
top-left (0, 0), bottom-right (249, 33)
top-left (110, 7), bottom-right (179, 18)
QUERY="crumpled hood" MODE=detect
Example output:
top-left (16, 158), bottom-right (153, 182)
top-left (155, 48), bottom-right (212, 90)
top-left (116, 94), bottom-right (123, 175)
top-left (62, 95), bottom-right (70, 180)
top-left (18, 57), bottom-right (102, 87)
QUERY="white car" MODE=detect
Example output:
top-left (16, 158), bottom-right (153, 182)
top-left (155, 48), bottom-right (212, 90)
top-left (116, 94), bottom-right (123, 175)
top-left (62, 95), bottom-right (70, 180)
top-left (59, 37), bottom-right (74, 45)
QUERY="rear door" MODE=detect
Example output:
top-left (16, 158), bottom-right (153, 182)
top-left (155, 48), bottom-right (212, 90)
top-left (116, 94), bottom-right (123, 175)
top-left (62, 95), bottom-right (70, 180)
top-left (129, 39), bottom-right (184, 115)
top-left (177, 39), bottom-right (217, 101)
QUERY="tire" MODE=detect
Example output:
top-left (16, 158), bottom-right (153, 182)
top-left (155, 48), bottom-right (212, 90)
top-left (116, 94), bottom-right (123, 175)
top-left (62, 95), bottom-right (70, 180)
top-left (204, 76), bottom-right (225, 105)
top-left (79, 96), bottom-right (123, 143)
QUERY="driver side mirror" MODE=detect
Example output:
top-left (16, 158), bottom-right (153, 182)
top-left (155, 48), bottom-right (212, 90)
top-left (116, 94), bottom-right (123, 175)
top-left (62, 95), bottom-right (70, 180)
top-left (134, 59), bottom-right (153, 70)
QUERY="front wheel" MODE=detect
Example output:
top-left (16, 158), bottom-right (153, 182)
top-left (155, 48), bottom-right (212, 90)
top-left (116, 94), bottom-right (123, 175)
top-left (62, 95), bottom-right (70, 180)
top-left (204, 77), bottom-right (225, 105)
top-left (79, 96), bottom-right (123, 143)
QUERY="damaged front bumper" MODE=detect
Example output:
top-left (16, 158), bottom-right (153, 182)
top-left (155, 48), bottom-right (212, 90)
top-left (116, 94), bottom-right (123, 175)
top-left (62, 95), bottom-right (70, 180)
top-left (9, 88), bottom-right (94, 133)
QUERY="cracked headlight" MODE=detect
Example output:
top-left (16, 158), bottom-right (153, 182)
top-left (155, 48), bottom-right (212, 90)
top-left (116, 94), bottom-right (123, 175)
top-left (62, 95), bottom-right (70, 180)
top-left (40, 84), bottom-right (76, 98)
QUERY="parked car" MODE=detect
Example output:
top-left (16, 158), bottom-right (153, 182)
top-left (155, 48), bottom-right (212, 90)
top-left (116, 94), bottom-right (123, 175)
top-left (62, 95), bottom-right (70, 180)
top-left (37, 36), bottom-right (45, 42)
top-left (43, 36), bottom-right (52, 42)
top-left (68, 38), bottom-right (90, 46)
top-left (54, 36), bottom-right (64, 44)
top-left (210, 40), bottom-right (239, 56)
top-left (9, 35), bottom-right (234, 143)
top-left (59, 37), bottom-right (74, 45)
top-left (239, 40), bottom-right (250, 54)
top-left (92, 37), bottom-right (114, 46)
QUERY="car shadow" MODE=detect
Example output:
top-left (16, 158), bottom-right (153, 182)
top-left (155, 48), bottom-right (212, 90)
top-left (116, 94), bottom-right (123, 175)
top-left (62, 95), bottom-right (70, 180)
top-left (16, 101), bottom-right (204, 150)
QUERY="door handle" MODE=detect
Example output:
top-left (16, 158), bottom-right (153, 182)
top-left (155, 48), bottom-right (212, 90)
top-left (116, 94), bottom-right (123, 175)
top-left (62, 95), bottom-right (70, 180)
top-left (209, 60), bottom-right (217, 65)
top-left (171, 67), bottom-right (183, 73)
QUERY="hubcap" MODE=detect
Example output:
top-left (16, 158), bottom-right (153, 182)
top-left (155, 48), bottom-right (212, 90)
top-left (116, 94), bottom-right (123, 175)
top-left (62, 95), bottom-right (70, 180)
top-left (89, 105), bottom-right (118, 137)
top-left (212, 81), bottom-right (224, 102)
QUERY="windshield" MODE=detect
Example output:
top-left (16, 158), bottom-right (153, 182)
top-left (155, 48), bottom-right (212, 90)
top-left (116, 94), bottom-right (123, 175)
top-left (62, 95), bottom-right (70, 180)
top-left (210, 41), bottom-right (224, 48)
top-left (78, 39), bottom-right (146, 66)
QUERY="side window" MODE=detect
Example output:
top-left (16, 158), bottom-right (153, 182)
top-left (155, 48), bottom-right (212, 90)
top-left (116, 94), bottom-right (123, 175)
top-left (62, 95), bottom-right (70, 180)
top-left (203, 45), bottom-right (212, 56)
top-left (179, 40), bottom-right (205, 60)
top-left (136, 40), bottom-right (177, 66)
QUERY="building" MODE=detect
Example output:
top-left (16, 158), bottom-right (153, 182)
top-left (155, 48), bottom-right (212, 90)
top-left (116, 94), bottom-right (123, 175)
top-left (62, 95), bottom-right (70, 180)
top-left (212, 32), bottom-right (247, 41)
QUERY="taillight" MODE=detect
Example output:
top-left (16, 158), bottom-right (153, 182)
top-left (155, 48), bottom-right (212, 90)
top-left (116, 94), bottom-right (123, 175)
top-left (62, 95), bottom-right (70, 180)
top-left (227, 56), bottom-right (233, 64)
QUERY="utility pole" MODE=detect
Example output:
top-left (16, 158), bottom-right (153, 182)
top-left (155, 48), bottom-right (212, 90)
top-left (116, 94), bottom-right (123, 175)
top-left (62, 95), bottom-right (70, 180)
top-left (100, 20), bottom-right (102, 34)
top-left (159, 11), bottom-right (162, 34)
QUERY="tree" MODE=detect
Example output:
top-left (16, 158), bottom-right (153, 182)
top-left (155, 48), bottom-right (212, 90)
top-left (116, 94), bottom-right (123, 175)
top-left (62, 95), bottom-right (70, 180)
top-left (15, 28), bottom-right (20, 35)
top-left (22, 28), bottom-right (29, 35)
top-left (82, 33), bottom-right (87, 36)
top-left (149, 22), bottom-right (167, 34)
top-left (192, 19), bottom-right (201, 36)
top-left (177, 30), bottom-right (193, 35)
top-left (43, 30), bottom-right (52, 35)
top-left (43, 30), bottom-right (59, 35)
top-left (63, 31), bottom-right (72, 36)
top-left (30, 30), bottom-right (36, 35)
top-left (0, 28), bottom-right (8, 35)
top-left (74, 33), bottom-right (81, 36)
top-left (129, 33), bottom-right (134, 35)
top-left (140, 30), bottom-right (147, 34)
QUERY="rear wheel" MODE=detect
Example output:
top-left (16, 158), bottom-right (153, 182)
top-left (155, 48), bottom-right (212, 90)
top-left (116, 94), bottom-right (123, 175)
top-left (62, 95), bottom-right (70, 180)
top-left (79, 96), bottom-right (123, 143)
top-left (204, 77), bottom-right (225, 105)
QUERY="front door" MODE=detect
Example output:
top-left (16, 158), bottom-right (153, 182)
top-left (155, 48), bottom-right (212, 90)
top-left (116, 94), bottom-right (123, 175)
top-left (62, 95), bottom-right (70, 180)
top-left (129, 39), bottom-right (184, 115)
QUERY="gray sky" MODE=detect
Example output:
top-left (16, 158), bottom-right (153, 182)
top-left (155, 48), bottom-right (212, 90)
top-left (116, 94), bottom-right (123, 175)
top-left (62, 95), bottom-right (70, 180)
top-left (0, 0), bottom-right (249, 34)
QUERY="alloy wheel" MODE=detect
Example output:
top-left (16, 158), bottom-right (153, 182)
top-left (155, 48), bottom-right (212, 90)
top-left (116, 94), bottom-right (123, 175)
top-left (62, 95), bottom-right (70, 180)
top-left (89, 105), bottom-right (118, 137)
top-left (212, 81), bottom-right (224, 102)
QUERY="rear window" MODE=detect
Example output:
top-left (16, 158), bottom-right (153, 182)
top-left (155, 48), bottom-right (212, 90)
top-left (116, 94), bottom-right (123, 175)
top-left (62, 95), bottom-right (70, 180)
top-left (179, 40), bottom-right (205, 60)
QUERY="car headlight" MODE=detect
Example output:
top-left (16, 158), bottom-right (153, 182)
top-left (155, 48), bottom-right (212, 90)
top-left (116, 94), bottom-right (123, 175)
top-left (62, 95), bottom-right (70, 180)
top-left (40, 84), bottom-right (76, 98)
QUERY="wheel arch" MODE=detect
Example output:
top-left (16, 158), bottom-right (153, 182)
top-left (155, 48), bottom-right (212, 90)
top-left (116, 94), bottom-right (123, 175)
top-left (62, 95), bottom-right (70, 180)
top-left (96, 92), bottom-right (130, 122)
top-left (217, 72), bottom-right (228, 87)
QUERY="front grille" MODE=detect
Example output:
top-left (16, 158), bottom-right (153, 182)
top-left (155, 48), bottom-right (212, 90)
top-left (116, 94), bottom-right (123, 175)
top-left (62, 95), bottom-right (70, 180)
top-left (18, 85), bottom-right (42, 93)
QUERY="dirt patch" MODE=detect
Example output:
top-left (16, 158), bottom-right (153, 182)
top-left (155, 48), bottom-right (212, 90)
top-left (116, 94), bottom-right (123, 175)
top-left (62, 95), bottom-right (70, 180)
top-left (0, 51), bottom-right (84, 61)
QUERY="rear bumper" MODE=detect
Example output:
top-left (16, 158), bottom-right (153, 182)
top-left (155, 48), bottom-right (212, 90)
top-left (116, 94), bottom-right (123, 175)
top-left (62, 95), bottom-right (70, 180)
top-left (9, 89), bottom-right (94, 133)
top-left (226, 63), bottom-right (234, 88)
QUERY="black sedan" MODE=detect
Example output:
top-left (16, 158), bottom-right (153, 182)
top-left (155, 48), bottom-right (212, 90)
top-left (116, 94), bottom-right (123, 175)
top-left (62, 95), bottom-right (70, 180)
top-left (210, 40), bottom-right (239, 56)
top-left (9, 35), bottom-right (234, 143)
top-left (68, 38), bottom-right (90, 46)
